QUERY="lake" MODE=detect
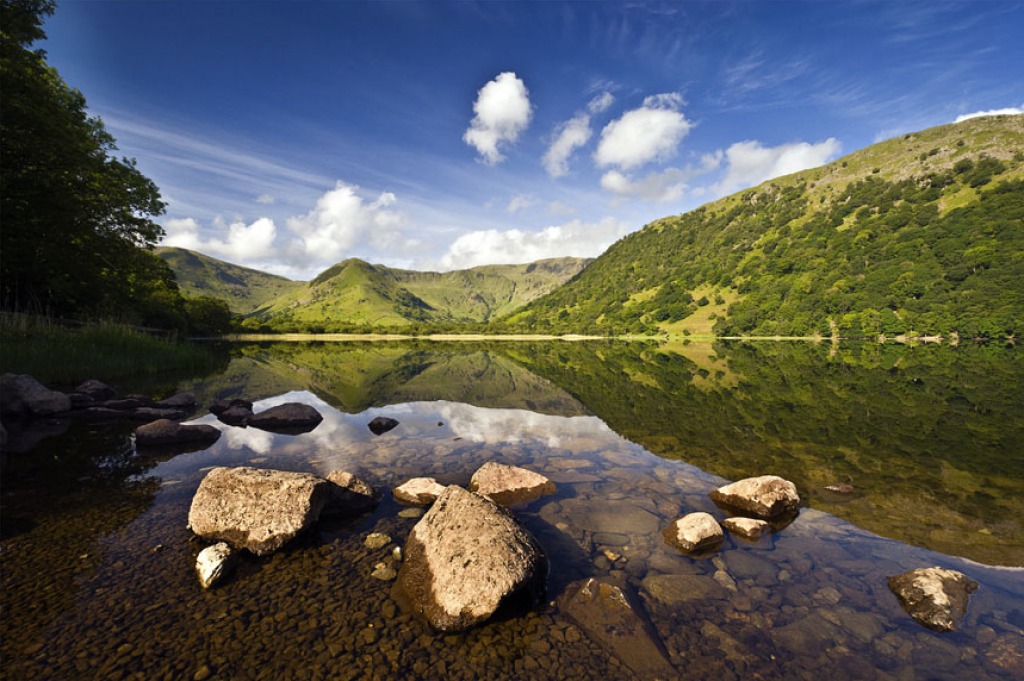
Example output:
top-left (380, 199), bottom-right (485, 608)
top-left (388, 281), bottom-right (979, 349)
top-left (2, 340), bottom-right (1022, 680)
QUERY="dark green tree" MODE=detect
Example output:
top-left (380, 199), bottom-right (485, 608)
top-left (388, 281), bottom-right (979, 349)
top-left (1, 0), bottom-right (167, 317)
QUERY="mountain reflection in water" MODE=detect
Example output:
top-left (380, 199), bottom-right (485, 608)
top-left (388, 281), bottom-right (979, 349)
top-left (1, 340), bottom-right (1021, 680)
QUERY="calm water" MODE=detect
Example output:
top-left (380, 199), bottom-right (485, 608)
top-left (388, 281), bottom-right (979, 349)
top-left (2, 341), bottom-right (1022, 680)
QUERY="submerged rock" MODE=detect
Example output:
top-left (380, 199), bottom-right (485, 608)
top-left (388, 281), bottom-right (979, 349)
top-left (396, 485), bottom-right (547, 631)
top-left (367, 416), bottom-right (399, 435)
top-left (0, 373), bottom-right (71, 417)
top-left (393, 477), bottom-right (447, 506)
top-left (560, 577), bottom-right (674, 679)
top-left (135, 419), bottom-right (221, 448)
top-left (468, 462), bottom-right (556, 507)
top-left (196, 542), bottom-right (234, 589)
top-left (709, 475), bottom-right (800, 519)
top-left (722, 516), bottom-right (771, 541)
top-left (188, 466), bottom-right (333, 556)
top-left (324, 470), bottom-right (380, 514)
top-left (662, 512), bottom-right (725, 553)
top-left (888, 566), bottom-right (978, 632)
top-left (248, 403), bottom-right (323, 433)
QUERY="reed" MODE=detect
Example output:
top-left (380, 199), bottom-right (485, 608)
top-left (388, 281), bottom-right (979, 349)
top-left (0, 313), bottom-right (222, 384)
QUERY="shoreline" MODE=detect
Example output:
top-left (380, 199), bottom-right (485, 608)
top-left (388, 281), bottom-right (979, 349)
top-left (215, 332), bottom-right (1012, 344)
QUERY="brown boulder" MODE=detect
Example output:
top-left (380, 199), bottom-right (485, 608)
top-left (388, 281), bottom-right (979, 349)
top-left (0, 373), bottom-right (71, 417)
top-left (248, 402), bottom-right (323, 433)
top-left (324, 470), bottom-right (380, 514)
top-left (134, 419), bottom-right (221, 447)
top-left (888, 566), bottom-right (978, 632)
top-left (468, 462), bottom-right (556, 507)
top-left (709, 475), bottom-right (800, 519)
top-left (662, 512), bottom-right (724, 553)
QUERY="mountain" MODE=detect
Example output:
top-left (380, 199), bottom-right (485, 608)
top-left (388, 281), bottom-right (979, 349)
top-left (247, 256), bottom-right (589, 331)
top-left (155, 247), bottom-right (302, 314)
top-left (502, 115), bottom-right (1024, 338)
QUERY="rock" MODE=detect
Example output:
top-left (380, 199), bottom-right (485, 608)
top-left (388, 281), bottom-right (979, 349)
top-left (468, 462), bottom-right (556, 507)
top-left (709, 475), bottom-right (800, 519)
top-left (722, 516), bottom-right (771, 540)
top-left (364, 532), bottom-right (391, 550)
top-left (187, 466), bottom-right (333, 556)
top-left (133, 407), bottom-right (187, 421)
top-left (0, 373), bottom-right (71, 416)
top-left (393, 477), bottom-right (447, 506)
top-left (210, 398), bottom-right (253, 416)
top-left (371, 562), bottom-right (398, 581)
top-left (324, 470), bottom-right (380, 514)
top-left (887, 566), bottom-right (978, 632)
top-left (74, 379), bottom-right (116, 401)
top-left (550, 498), bottom-right (661, 535)
top-left (104, 395), bottom-right (156, 410)
top-left (824, 483), bottom-right (855, 494)
top-left (217, 405), bottom-right (253, 426)
top-left (135, 419), bottom-right (221, 447)
top-left (248, 402), bottom-right (323, 433)
top-left (662, 512), bottom-right (724, 553)
top-left (157, 391), bottom-right (196, 408)
top-left (642, 573), bottom-right (730, 604)
top-left (559, 578), bottom-right (674, 678)
top-left (195, 542), bottom-right (234, 589)
top-left (368, 416), bottom-right (399, 435)
top-left (396, 485), bottom-right (547, 631)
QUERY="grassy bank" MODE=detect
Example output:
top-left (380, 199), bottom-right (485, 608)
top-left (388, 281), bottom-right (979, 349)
top-left (0, 314), bottom-right (224, 385)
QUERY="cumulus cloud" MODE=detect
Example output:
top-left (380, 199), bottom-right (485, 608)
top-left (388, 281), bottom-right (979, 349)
top-left (463, 72), bottom-right (533, 165)
top-left (715, 138), bottom-right (842, 195)
top-left (543, 91), bottom-right (615, 178)
top-left (163, 215), bottom-right (277, 261)
top-left (594, 93), bottom-right (692, 170)
top-left (600, 153), bottom-right (722, 202)
top-left (439, 217), bottom-right (632, 270)
top-left (285, 182), bottom-right (404, 263)
top-left (954, 105), bottom-right (1023, 123)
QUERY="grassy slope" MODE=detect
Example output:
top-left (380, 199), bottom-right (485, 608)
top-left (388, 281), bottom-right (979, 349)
top-left (155, 247), bottom-right (303, 314)
top-left (502, 115), bottom-right (1024, 337)
top-left (252, 257), bottom-right (589, 328)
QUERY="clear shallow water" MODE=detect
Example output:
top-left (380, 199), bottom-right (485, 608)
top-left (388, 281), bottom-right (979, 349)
top-left (2, 342), bottom-right (1022, 679)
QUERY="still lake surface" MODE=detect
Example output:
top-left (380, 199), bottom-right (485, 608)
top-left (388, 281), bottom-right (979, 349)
top-left (2, 340), bottom-right (1022, 680)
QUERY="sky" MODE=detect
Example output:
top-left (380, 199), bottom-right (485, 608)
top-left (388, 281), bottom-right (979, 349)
top-left (41, 1), bottom-right (1024, 280)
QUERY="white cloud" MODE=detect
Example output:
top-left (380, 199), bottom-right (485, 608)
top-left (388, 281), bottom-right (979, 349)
top-left (439, 217), bottom-right (632, 270)
top-left (715, 138), bottom-right (842, 195)
top-left (463, 72), bottom-right (533, 165)
top-left (543, 91), bottom-right (616, 178)
top-left (600, 153), bottom-right (722, 202)
top-left (507, 194), bottom-right (536, 214)
top-left (285, 182), bottom-right (405, 263)
top-left (256, 193), bottom-right (275, 205)
top-left (594, 93), bottom-right (692, 170)
top-left (954, 105), bottom-right (1023, 123)
top-left (162, 215), bottom-right (277, 261)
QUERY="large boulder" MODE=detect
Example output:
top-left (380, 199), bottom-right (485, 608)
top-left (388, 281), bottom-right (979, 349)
top-left (888, 567), bottom-right (978, 632)
top-left (662, 512), bottom-right (724, 553)
top-left (217, 405), bottom-right (253, 427)
top-left (74, 379), bottom-right (116, 401)
top-left (468, 462), bottom-right (556, 507)
top-left (709, 475), bottom-right (800, 519)
top-left (393, 477), bottom-right (447, 506)
top-left (248, 402), bottom-right (323, 433)
top-left (0, 373), bottom-right (71, 417)
top-left (188, 466), bottom-right (333, 556)
top-left (135, 419), bottom-right (221, 448)
top-left (396, 485), bottom-right (548, 631)
top-left (210, 397), bottom-right (253, 416)
top-left (324, 470), bottom-right (380, 515)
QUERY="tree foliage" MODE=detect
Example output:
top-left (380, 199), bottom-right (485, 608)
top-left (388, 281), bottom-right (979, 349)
top-left (1, 0), bottom-right (169, 320)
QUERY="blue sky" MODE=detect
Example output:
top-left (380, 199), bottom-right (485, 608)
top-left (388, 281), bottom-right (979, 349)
top-left (42, 1), bottom-right (1024, 279)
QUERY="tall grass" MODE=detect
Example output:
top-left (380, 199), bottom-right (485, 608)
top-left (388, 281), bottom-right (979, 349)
top-left (0, 314), bottom-right (223, 385)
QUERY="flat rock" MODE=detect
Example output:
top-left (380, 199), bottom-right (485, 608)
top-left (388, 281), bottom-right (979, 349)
top-left (368, 416), bottom-right (399, 435)
top-left (104, 395), bottom-right (155, 410)
top-left (133, 407), bottom-right (186, 421)
top-left (188, 466), bottom-right (333, 556)
top-left (393, 477), bottom-right (447, 506)
top-left (396, 485), bottom-right (547, 631)
top-left (662, 512), bottom-right (724, 553)
top-left (888, 566), bottom-right (978, 632)
top-left (552, 498), bottom-right (662, 536)
top-left (0, 373), bottom-right (71, 416)
top-left (196, 542), bottom-right (234, 589)
top-left (157, 391), bottom-right (196, 408)
top-left (324, 470), bottom-right (380, 515)
top-left (709, 475), bottom-right (800, 519)
top-left (722, 516), bottom-right (771, 541)
top-left (135, 419), bottom-right (221, 447)
top-left (248, 402), bottom-right (323, 433)
top-left (641, 573), bottom-right (730, 605)
top-left (468, 462), bottom-right (556, 507)
top-left (559, 578), bottom-right (674, 678)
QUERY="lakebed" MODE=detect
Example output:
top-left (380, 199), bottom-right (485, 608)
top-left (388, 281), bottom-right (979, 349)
top-left (2, 341), bottom-right (1021, 679)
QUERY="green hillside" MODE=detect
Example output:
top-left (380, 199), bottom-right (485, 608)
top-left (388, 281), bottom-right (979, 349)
top-left (501, 115), bottom-right (1024, 339)
top-left (155, 247), bottom-right (303, 314)
top-left (247, 256), bottom-right (588, 332)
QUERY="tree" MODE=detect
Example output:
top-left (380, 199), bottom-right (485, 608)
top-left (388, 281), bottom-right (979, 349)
top-left (1, 0), bottom-right (167, 317)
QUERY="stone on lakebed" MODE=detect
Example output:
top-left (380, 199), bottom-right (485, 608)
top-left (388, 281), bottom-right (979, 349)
top-left (888, 566), bottom-right (978, 632)
top-left (662, 512), bottom-right (725, 553)
top-left (468, 462), bottom-right (555, 507)
top-left (709, 475), bottom-right (800, 519)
